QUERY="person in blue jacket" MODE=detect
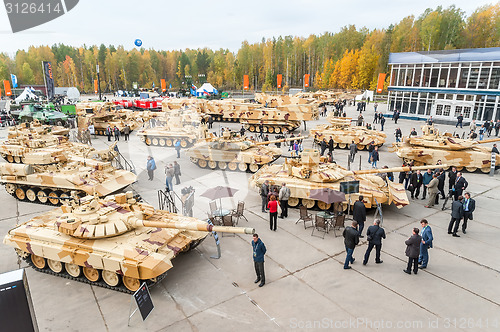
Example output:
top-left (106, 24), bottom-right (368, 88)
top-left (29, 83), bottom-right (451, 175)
top-left (252, 234), bottom-right (267, 287)
top-left (418, 219), bottom-right (433, 269)
top-left (146, 156), bottom-right (156, 181)
top-left (174, 139), bottom-right (181, 158)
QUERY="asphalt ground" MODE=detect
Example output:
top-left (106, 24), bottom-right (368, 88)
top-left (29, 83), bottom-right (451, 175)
top-left (0, 102), bottom-right (499, 331)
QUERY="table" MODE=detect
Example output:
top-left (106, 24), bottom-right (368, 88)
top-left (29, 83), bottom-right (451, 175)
top-left (212, 209), bottom-right (230, 217)
top-left (316, 211), bottom-right (336, 228)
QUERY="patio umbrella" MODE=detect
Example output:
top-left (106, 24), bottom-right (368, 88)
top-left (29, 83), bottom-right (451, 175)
top-left (309, 188), bottom-right (346, 204)
top-left (201, 186), bottom-right (239, 211)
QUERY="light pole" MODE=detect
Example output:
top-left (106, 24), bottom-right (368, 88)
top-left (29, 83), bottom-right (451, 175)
top-left (96, 64), bottom-right (102, 100)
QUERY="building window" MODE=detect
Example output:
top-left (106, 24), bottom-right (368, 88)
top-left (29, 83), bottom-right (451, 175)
top-left (478, 67), bottom-right (490, 89)
top-left (456, 95), bottom-right (465, 101)
top-left (436, 104), bottom-right (443, 115)
top-left (468, 68), bottom-right (479, 89)
top-left (455, 106), bottom-right (463, 117)
top-left (489, 68), bottom-right (500, 89)
top-left (443, 105), bottom-right (451, 116)
top-left (409, 101), bottom-right (417, 114)
top-left (458, 68), bottom-right (469, 88)
top-left (405, 68), bottom-right (414, 86)
top-left (413, 68), bottom-right (422, 87)
top-left (466, 95), bottom-right (475, 101)
top-left (448, 68), bottom-right (458, 88)
top-left (430, 68), bottom-right (439, 87)
top-left (398, 69), bottom-right (405, 87)
top-left (391, 68), bottom-right (398, 85)
top-left (422, 68), bottom-right (431, 87)
top-left (439, 68), bottom-right (448, 87)
top-left (463, 106), bottom-right (471, 118)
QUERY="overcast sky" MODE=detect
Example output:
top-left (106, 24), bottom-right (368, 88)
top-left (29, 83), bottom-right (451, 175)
top-left (0, 0), bottom-right (495, 56)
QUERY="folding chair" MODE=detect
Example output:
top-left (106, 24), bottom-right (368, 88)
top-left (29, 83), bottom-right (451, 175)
top-left (331, 214), bottom-right (346, 237)
top-left (222, 215), bottom-right (235, 237)
top-left (231, 201), bottom-right (248, 225)
top-left (311, 215), bottom-right (329, 239)
top-left (209, 200), bottom-right (218, 215)
top-left (296, 205), bottom-right (313, 229)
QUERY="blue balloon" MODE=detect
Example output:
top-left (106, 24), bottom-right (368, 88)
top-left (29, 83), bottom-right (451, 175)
top-left (134, 39), bottom-right (142, 47)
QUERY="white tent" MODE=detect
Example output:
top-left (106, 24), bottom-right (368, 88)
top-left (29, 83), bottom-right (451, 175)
top-left (15, 87), bottom-right (38, 104)
top-left (196, 83), bottom-right (218, 97)
top-left (355, 90), bottom-right (374, 101)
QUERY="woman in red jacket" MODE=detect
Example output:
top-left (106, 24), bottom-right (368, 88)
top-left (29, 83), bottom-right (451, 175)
top-left (267, 195), bottom-right (280, 231)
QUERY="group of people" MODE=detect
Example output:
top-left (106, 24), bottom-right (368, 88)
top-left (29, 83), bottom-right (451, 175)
top-left (146, 156), bottom-right (182, 189)
top-left (105, 124), bottom-right (131, 141)
top-left (260, 180), bottom-right (291, 231)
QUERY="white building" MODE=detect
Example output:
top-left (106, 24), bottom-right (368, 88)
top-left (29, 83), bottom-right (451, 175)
top-left (387, 47), bottom-right (500, 124)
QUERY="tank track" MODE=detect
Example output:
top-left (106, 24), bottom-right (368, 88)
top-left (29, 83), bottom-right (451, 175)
top-left (22, 254), bottom-right (166, 294)
top-left (5, 184), bottom-right (84, 207)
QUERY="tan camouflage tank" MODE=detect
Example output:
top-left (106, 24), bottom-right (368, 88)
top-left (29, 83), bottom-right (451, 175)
top-left (186, 132), bottom-right (304, 172)
top-left (389, 125), bottom-right (500, 172)
top-left (137, 109), bottom-right (208, 148)
top-left (249, 149), bottom-right (444, 210)
top-left (255, 93), bottom-right (319, 107)
top-left (0, 153), bottom-right (137, 205)
top-left (3, 192), bottom-right (254, 292)
top-left (310, 117), bottom-right (386, 149)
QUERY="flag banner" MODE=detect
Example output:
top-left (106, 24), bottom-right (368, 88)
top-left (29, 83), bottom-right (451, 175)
top-left (304, 74), bottom-right (310, 88)
top-left (3, 80), bottom-right (12, 96)
top-left (277, 74), bottom-right (282, 88)
top-left (243, 75), bottom-right (249, 90)
top-left (11, 74), bottom-right (18, 88)
top-left (43, 61), bottom-right (55, 99)
top-left (94, 79), bottom-right (98, 94)
top-left (376, 73), bottom-right (386, 93)
top-left (0, 87), bottom-right (2, 98)
top-left (161, 79), bottom-right (166, 92)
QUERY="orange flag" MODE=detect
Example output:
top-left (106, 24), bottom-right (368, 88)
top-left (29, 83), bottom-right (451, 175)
top-left (161, 79), bottom-right (166, 92)
top-left (377, 73), bottom-right (386, 93)
top-left (304, 74), bottom-right (310, 88)
top-left (277, 74), bottom-right (282, 88)
top-left (243, 75), bottom-right (249, 90)
top-left (3, 80), bottom-right (12, 96)
top-left (94, 80), bottom-right (98, 94)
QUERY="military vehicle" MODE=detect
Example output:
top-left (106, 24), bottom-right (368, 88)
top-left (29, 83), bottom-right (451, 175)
top-left (389, 125), bottom-right (500, 172)
top-left (3, 192), bottom-right (254, 292)
top-left (186, 132), bottom-right (305, 172)
top-left (249, 149), bottom-right (444, 210)
top-left (12, 103), bottom-right (69, 124)
top-left (0, 153), bottom-right (137, 204)
top-left (255, 93), bottom-right (319, 107)
top-left (310, 117), bottom-right (386, 149)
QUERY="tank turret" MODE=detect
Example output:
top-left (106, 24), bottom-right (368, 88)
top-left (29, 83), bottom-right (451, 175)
top-left (4, 192), bottom-right (254, 292)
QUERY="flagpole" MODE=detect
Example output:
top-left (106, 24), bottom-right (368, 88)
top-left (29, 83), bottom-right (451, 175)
top-left (41, 61), bottom-right (48, 101)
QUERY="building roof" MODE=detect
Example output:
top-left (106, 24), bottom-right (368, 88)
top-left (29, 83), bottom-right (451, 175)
top-left (389, 47), bottom-right (500, 65)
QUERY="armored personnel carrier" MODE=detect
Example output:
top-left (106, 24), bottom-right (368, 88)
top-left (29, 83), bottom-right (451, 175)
top-left (389, 125), bottom-right (500, 172)
top-left (310, 117), bottom-right (386, 149)
top-left (4, 192), bottom-right (254, 292)
top-left (249, 149), bottom-right (444, 210)
top-left (186, 132), bottom-right (304, 172)
top-left (0, 155), bottom-right (137, 204)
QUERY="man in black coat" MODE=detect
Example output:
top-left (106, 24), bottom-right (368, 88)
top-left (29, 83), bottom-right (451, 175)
top-left (353, 196), bottom-right (367, 237)
top-left (320, 138), bottom-right (327, 156)
top-left (448, 196), bottom-right (464, 237)
top-left (260, 180), bottom-right (269, 213)
top-left (448, 167), bottom-right (457, 191)
top-left (437, 170), bottom-right (446, 199)
top-left (404, 228), bottom-right (422, 275)
top-left (343, 221), bottom-right (360, 269)
top-left (409, 170), bottom-right (423, 199)
top-left (363, 219), bottom-right (386, 265)
top-left (328, 136), bottom-right (334, 155)
top-left (462, 192), bottom-right (476, 234)
top-left (453, 172), bottom-right (468, 201)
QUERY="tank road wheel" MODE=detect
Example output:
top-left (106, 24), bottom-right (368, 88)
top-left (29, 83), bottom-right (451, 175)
top-left (31, 254), bottom-right (46, 269)
top-left (466, 167), bottom-right (477, 172)
top-left (0, 153), bottom-right (6, 161)
top-left (238, 163), bottom-right (248, 172)
top-left (228, 162), bottom-right (238, 171)
top-left (145, 138), bottom-right (152, 146)
top-left (15, 187), bottom-right (26, 200)
top-left (338, 143), bottom-right (347, 149)
top-left (301, 199), bottom-right (316, 209)
top-left (152, 138), bottom-right (159, 146)
top-left (65, 263), bottom-right (81, 277)
top-left (6, 155), bottom-right (14, 163)
top-left (47, 259), bottom-right (63, 273)
top-left (5, 183), bottom-right (16, 194)
top-left (356, 144), bottom-right (365, 151)
top-left (180, 139), bottom-right (188, 148)
top-left (208, 161), bottom-right (217, 169)
top-left (83, 267), bottom-right (100, 282)
top-left (456, 166), bottom-right (464, 171)
top-left (26, 188), bottom-right (37, 202)
top-left (102, 270), bottom-right (121, 287)
top-left (166, 139), bottom-right (173, 147)
top-left (37, 190), bottom-right (48, 204)
top-left (218, 161), bottom-right (227, 170)
top-left (48, 191), bottom-right (60, 205)
top-left (268, 126), bottom-right (275, 133)
top-left (263, 126), bottom-right (269, 133)
top-left (139, 136), bottom-right (145, 142)
top-left (288, 197), bottom-right (299, 207)
top-left (198, 159), bottom-right (208, 168)
top-left (249, 164), bottom-right (260, 173)
top-left (159, 139), bottom-right (166, 147)
top-left (60, 192), bottom-right (71, 205)
top-left (481, 167), bottom-right (490, 173)
top-left (249, 126), bottom-right (255, 132)
top-left (317, 201), bottom-right (331, 211)
top-left (274, 126), bottom-right (281, 134)
top-left (14, 156), bottom-right (22, 163)
top-left (123, 276), bottom-right (141, 292)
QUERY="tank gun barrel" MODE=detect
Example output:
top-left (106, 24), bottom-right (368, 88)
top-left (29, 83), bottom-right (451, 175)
top-left (350, 164), bottom-right (445, 176)
top-left (254, 135), bottom-right (308, 146)
top-left (474, 137), bottom-right (500, 144)
top-left (134, 220), bottom-right (255, 234)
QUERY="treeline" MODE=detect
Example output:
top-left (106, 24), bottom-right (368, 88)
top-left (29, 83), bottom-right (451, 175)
top-left (0, 4), bottom-right (499, 93)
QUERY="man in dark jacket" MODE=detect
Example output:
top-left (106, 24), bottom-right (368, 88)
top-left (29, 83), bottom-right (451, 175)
top-left (409, 170), bottom-right (423, 199)
top-left (123, 124), bottom-right (130, 141)
top-left (106, 125), bottom-right (112, 141)
top-left (462, 192), bottom-right (475, 234)
top-left (418, 219), bottom-right (433, 269)
top-left (353, 196), bottom-right (367, 237)
top-left (261, 180), bottom-right (269, 213)
top-left (421, 169), bottom-right (433, 199)
top-left (448, 196), bottom-right (464, 237)
top-left (328, 136), bottom-right (334, 155)
top-left (453, 172), bottom-right (468, 201)
top-left (380, 116), bottom-right (386, 131)
top-left (320, 138), bottom-right (327, 156)
top-left (252, 234), bottom-right (266, 287)
top-left (404, 227), bottom-right (422, 275)
top-left (448, 167), bottom-right (457, 191)
top-left (343, 221), bottom-right (360, 269)
top-left (363, 219), bottom-right (386, 265)
top-left (349, 141), bottom-right (357, 163)
top-left (437, 170), bottom-right (446, 199)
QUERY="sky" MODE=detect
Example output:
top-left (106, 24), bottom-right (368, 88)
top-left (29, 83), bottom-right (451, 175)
top-left (0, 0), bottom-right (496, 56)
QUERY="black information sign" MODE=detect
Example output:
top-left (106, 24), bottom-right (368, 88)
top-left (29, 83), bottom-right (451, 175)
top-left (340, 180), bottom-right (360, 194)
top-left (133, 283), bottom-right (154, 321)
